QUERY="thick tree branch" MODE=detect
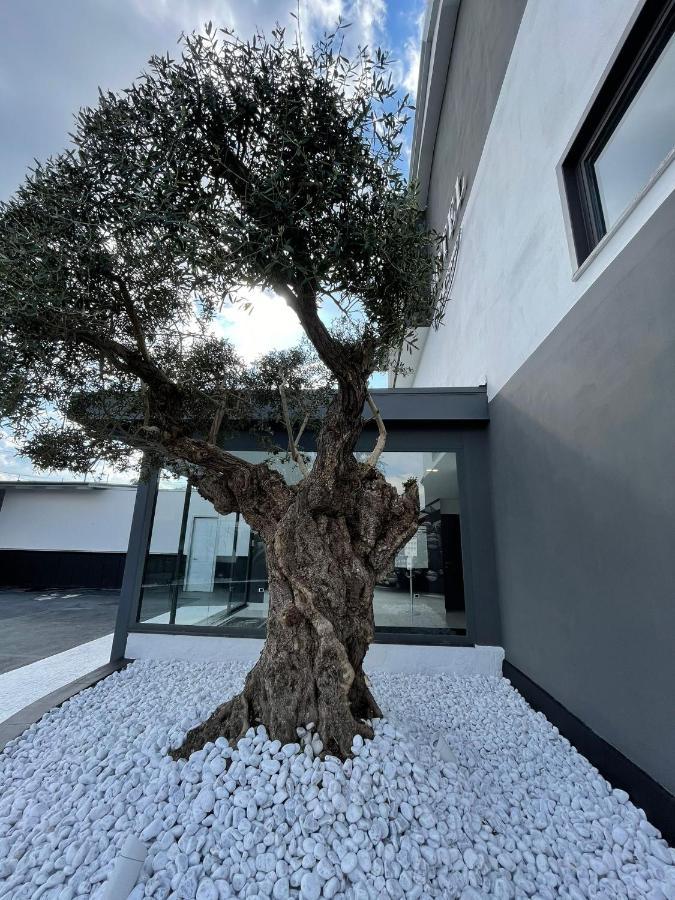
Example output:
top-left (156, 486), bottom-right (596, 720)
top-left (365, 393), bottom-right (386, 468)
top-left (369, 479), bottom-right (419, 575)
top-left (177, 436), bottom-right (293, 538)
top-left (276, 282), bottom-right (351, 381)
top-left (109, 274), bottom-right (151, 363)
top-left (70, 326), bottom-right (177, 397)
top-left (162, 434), bottom-right (253, 478)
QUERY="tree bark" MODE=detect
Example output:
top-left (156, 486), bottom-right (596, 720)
top-left (171, 460), bottom-right (419, 760)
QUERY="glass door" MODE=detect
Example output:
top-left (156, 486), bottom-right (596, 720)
top-left (184, 516), bottom-right (218, 592)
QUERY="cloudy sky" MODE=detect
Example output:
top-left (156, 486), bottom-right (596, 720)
top-left (0, 0), bottom-right (424, 482)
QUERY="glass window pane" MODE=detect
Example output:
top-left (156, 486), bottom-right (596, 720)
top-left (137, 450), bottom-right (466, 636)
top-left (594, 31), bottom-right (675, 229)
top-left (137, 478), bottom-right (186, 624)
top-left (137, 474), bottom-right (269, 630)
top-left (175, 500), bottom-right (268, 629)
top-left (373, 451), bottom-right (465, 634)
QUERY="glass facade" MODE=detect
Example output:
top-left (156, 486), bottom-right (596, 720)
top-left (137, 450), bottom-right (466, 635)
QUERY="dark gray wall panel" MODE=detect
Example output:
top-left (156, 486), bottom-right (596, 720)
top-left (489, 201), bottom-right (675, 793)
top-left (0, 549), bottom-right (126, 590)
top-left (426, 0), bottom-right (527, 233)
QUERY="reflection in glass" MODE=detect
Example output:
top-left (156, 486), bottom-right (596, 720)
top-left (594, 31), bottom-right (675, 230)
top-left (137, 450), bottom-right (466, 634)
top-left (137, 483), bottom-right (269, 630)
top-left (372, 451), bottom-right (465, 632)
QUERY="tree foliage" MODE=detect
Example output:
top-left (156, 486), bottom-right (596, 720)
top-left (0, 23), bottom-right (441, 480)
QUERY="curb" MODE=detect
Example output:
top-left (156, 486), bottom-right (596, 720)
top-left (0, 658), bottom-right (130, 751)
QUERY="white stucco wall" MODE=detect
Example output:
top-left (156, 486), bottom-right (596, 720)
top-left (409, 0), bottom-right (675, 398)
top-left (125, 632), bottom-right (505, 675)
top-left (0, 487), bottom-right (136, 552)
top-left (149, 490), bottom-right (186, 554)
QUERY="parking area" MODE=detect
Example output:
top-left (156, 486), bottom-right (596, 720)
top-left (0, 589), bottom-right (120, 674)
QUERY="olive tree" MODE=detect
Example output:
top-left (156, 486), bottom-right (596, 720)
top-left (0, 25), bottom-right (443, 757)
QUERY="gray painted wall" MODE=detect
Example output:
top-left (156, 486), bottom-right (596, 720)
top-left (489, 193), bottom-right (675, 793)
top-left (425, 0), bottom-right (526, 234)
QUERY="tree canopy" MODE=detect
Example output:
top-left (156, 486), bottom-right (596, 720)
top-left (0, 24), bottom-right (442, 481)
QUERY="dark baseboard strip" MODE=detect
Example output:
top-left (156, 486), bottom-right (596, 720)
top-left (0, 548), bottom-right (127, 591)
top-left (128, 623), bottom-right (473, 647)
top-left (0, 658), bottom-right (131, 752)
top-left (503, 661), bottom-right (674, 845)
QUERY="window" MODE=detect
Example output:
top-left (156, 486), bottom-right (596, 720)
top-left (563, 0), bottom-right (675, 264)
top-left (136, 450), bottom-right (467, 637)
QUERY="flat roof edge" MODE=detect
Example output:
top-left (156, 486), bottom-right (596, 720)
top-left (370, 386), bottom-right (486, 394)
top-left (371, 385), bottom-right (489, 422)
top-left (409, 0), bottom-right (461, 206)
top-left (0, 481), bottom-right (138, 490)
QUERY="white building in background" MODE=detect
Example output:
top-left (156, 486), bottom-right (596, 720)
top-left (0, 482), bottom-right (137, 590)
top-left (0, 481), bottom-right (239, 592)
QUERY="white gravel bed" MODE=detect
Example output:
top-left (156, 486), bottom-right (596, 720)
top-left (0, 660), bottom-right (673, 900)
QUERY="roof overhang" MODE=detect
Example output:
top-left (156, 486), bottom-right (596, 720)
top-left (409, 0), bottom-right (461, 209)
top-left (368, 386), bottom-right (487, 423)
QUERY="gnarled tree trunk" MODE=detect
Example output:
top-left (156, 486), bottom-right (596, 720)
top-left (171, 375), bottom-right (419, 760)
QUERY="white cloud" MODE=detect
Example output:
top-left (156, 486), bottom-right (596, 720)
top-left (350, 0), bottom-right (387, 51)
top-left (129, 0), bottom-right (237, 33)
top-left (400, 3), bottom-right (425, 99)
top-left (402, 33), bottom-right (421, 98)
top-left (295, 0), bottom-right (387, 58)
top-left (128, 0), bottom-right (344, 44)
top-left (213, 287), bottom-right (304, 363)
top-left (299, 0), bottom-right (345, 42)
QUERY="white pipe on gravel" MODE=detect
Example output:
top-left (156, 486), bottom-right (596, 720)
top-left (102, 835), bottom-right (147, 900)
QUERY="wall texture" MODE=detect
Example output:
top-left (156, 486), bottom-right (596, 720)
top-left (489, 193), bottom-right (675, 794)
top-left (0, 487), bottom-right (136, 552)
top-left (410, 0), bottom-right (675, 397)
top-left (425, 0), bottom-right (527, 236)
top-left (406, 0), bottom-right (675, 797)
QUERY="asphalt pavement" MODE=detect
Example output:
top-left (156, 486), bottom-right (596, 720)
top-left (0, 589), bottom-right (120, 674)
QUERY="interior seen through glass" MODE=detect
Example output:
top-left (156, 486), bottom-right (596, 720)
top-left (137, 451), bottom-right (466, 634)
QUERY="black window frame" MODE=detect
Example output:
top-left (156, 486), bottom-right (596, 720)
top-left (563, 0), bottom-right (675, 265)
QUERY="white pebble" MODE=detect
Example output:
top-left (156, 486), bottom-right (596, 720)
top-left (299, 871), bottom-right (321, 899)
top-left (341, 852), bottom-right (358, 874)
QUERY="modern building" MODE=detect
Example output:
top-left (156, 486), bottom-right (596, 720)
top-left (395, 0), bottom-right (675, 833)
top-left (3, 0), bottom-right (672, 838)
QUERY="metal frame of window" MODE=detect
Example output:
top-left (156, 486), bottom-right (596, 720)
top-left (113, 388), bottom-right (501, 653)
top-left (563, 0), bottom-right (675, 264)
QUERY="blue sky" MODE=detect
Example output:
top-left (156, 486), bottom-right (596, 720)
top-left (0, 0), bottom-right (425, 482)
